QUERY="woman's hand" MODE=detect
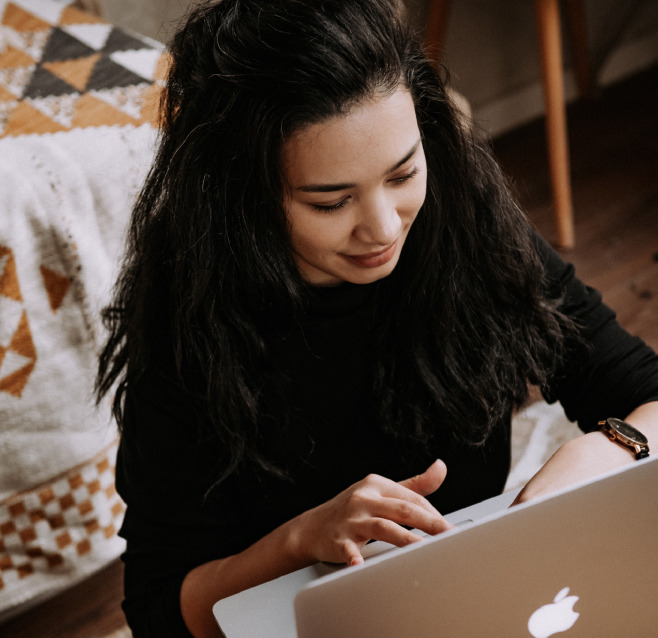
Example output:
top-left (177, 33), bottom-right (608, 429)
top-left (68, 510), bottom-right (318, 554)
top-left (288, 459), bottom-right (453, 567)
top-left (182, 460), bottom-right (452, 636)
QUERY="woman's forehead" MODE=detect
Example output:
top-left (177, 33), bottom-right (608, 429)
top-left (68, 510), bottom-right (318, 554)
top-left (282, 87), bottom-right (420, 187)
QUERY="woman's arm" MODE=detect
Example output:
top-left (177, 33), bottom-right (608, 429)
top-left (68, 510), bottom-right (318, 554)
top-left (180, 460), bottom-right (452, 638)
top-left (514, 237), bottom-right (658, 504)
top-left (513, 401), bottom-right (658, 505)
top-left (118, 365), bottom-right (455, 638)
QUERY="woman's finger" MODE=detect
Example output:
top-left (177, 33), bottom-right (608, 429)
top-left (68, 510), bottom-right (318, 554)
top-left (354, 516), bottom-right (427, 550)
top-left (355, 461), bottom-right (451, 528)
top-left (371, 495), bottom-right (453, 535)
top-left (398, 459), bottom-right (448, 497)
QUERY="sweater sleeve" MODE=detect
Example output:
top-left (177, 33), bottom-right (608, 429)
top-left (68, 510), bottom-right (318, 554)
top-left (536, 235), bottom-right (658, 430)
top-left (115, 370), bottom-right (246, 638)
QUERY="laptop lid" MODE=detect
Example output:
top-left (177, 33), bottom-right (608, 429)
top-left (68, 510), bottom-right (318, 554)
top-left (294, 456), bottom-right (658, 638)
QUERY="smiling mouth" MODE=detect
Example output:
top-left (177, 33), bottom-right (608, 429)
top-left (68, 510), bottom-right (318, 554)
top-left (344, 240), bottom-right (398, 268)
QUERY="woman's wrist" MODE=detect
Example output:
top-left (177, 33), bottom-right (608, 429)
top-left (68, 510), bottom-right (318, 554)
top-left (271, 513), bottom-right (316, 573)
top-left (578, 430), bottom-right (638, 465)
top-left (580, 402), bottom-right (658, 463)
top-left (180, 517), bottom-right (317, 637)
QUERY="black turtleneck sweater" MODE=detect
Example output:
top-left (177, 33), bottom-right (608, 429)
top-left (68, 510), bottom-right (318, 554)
top-left (115, 239), bottom-right (658, 637)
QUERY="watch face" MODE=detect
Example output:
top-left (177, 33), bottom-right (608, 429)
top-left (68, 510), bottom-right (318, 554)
top-left (608, 418), bottom-right (649, 445)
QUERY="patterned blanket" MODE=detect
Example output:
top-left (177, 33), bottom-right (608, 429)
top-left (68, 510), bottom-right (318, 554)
top-left (0, 0), bottom-right (164, 620)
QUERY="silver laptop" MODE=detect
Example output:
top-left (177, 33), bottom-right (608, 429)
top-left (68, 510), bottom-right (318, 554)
top-left (214, 456), bottom-right (658, 637)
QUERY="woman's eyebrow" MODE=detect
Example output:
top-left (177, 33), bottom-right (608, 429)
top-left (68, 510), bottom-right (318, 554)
top-left (387, 138), bottom-right (421, 173)
top-left (296, 139), bottom-right (421, 193)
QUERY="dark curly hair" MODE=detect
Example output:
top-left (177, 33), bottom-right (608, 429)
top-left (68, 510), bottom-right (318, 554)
top-left (97, 0), bottom-right (572, 484)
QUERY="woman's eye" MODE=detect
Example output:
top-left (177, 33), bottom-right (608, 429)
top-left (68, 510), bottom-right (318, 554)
top-left (391, 166), bottom-right (419, 184)
top-left (307, 167), bottom-right (419, 212)
top-left (312, 198), bottom-right (349, 212)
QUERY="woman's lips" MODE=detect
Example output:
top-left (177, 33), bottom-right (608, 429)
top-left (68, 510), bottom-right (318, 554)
top-left (344, 240), bottom-right (398, 268)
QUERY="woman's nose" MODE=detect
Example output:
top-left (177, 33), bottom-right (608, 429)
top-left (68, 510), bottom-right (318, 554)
top-left (353, 193), bottom-right (402, 245)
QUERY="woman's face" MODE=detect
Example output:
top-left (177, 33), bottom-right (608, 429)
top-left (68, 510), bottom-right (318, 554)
top-left (282, 86), bottom-right (427, 286)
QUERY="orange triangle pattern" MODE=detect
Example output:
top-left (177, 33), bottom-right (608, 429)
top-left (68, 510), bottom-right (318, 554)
top-left (154, 52), bottom-right (171, 83)
top-left (40, 265), bottom-right (72, 312)
top-left (43, 54), bottom-right (101, 92)
top-left (0, 245), bottom-right (23, 302)
top-left (0, 246), bottom-right (37, 397)
top-left (138, 82), bottom-right (163, 127)
top-left (60, 5), bottom-right (104, 26)
top-left (0, 45), bottom-right (35, 69)
top-left (0, 359), bottom-right (36, 398)
top-left (10, 311), bottom-right (36, 359)
top-left (0, 84), bottom-right (16, 101)
top-left (0, 1), bottom-right (165, 138)
top-left (1, 2), bottom-right (51, 32)
top-left (72, 93), bottom-right (140, 128)
top-left (27, 93), bottom-right (79, 128)
top-left (3, 100), bottom-right (68, 137)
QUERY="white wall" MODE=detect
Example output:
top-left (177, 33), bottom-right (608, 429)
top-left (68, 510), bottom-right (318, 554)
top-left (96, 0), bottom-right (658, 136)
top-left (98, 0), bottom-right (198, 43)
top-left (406, 0), bottom-right (658, 135)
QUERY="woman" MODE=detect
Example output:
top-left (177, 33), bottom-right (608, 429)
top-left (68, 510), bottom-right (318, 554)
top-left (96, 0), bottom-right (658, 636)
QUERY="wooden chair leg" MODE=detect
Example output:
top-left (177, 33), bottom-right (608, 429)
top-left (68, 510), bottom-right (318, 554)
top-left (535, 0), bottom-right (575, 249)
top-left (564, 0), bottom-right (593, 98)
top-left (425, 0), bottom-right (452, 63)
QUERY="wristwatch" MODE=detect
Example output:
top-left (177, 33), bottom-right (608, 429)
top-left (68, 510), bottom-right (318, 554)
top-left (597, 418), bottom-right (650, 460)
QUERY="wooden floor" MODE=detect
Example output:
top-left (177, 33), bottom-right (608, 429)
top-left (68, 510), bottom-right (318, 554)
top-left (494, 63), bottom-right (658, 353)
top-left (2, 64), bottom-right (657, 638)
top-left (1, 559), bottom-right (127, 637)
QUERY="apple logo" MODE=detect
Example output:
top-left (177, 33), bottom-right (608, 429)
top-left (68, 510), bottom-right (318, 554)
top-left (528, 587), bottom-right (580, 638)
